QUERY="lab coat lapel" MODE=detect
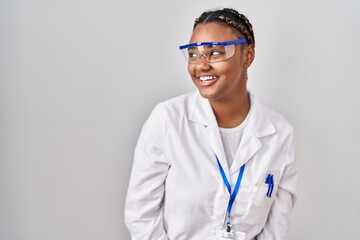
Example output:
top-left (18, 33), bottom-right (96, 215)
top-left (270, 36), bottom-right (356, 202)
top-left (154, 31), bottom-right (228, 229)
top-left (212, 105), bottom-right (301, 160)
top-left (230, 127), bottom-right (261, 175)
top-left (188, 92), bottom-right (230, 174)
top-left (230, 93), bottom-right (276, 175)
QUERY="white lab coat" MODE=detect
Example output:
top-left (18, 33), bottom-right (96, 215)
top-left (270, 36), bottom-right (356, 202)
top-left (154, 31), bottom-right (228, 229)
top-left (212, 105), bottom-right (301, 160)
top-left (125, 91), bottom-right (297, 240)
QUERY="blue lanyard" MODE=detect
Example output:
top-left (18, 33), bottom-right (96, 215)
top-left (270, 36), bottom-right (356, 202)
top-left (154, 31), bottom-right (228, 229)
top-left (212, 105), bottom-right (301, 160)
top-left (215, 155), bottom-right (245, 229)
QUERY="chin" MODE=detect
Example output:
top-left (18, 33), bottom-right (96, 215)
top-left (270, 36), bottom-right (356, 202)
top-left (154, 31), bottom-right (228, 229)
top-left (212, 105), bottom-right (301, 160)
top-left (197, 89), bottom-right (219, 101)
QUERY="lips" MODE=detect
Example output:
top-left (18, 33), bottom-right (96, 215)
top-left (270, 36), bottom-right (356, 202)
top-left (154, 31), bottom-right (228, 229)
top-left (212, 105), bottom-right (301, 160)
top-left (197, 75), bottom-right (219, 86)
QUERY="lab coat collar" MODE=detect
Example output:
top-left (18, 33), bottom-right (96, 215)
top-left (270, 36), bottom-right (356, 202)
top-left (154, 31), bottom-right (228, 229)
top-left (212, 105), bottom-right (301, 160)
top-left (188, 91), bottom-right (276, 175)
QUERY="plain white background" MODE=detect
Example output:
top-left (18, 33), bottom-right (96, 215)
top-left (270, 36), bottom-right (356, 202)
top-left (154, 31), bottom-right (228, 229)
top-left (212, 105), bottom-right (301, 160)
top-left (1, 0), bottom-right (359, 239)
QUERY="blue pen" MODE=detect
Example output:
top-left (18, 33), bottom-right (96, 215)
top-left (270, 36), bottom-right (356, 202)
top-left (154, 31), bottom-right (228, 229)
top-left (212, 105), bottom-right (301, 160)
top-left (265, 174), bottom-right (274, 198)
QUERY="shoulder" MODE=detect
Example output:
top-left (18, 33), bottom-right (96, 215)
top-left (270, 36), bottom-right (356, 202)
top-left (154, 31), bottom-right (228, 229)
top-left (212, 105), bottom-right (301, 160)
top-left (249, 92), bottom-right (294, 139)
top-left (143, 91), bottom-right (197, 126)
top-left (139, 92), bottom-right (198, 145)
top-left (263, 106), bottom-right (294, 134)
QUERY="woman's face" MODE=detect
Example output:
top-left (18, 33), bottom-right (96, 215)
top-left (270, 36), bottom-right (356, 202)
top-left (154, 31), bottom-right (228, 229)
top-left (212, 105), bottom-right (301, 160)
top-left (187, 22), bottom-right (254, 102)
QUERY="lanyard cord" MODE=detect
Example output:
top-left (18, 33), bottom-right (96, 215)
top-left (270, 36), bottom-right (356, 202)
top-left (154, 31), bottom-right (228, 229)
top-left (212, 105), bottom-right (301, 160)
top-left (215, 155), bottom-right (245, 230)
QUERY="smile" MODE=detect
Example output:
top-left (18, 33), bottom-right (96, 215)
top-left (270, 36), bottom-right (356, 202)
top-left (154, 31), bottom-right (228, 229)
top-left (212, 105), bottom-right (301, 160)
top-left (199, 76), bottom-right (217, 81)
top-left (197, 75), bottom-right (219, 86)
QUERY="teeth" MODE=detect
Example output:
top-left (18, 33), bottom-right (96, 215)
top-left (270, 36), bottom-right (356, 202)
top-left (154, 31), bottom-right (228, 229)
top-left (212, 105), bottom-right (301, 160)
top-left (199, 76), bottom-right (215, 81)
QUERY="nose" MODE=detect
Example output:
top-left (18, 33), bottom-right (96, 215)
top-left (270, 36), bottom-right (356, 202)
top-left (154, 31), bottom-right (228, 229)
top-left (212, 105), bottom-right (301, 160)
top-left (195, 54), bottom-right (211, 71)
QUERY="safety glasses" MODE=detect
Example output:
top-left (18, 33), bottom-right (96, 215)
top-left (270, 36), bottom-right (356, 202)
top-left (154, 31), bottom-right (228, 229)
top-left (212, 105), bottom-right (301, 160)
top-left (179, 38), bottom-right (247, 64)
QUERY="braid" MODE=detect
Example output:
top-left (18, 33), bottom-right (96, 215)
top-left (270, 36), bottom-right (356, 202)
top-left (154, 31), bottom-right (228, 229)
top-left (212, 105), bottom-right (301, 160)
top-left (223, 8), bottom-right (253, 30)
top-left (218, 15), bottom-right (255, 47)
top-left (193, 8), bottom-right (255, 47)
top-left (225, 9), bottom-right (255, 37)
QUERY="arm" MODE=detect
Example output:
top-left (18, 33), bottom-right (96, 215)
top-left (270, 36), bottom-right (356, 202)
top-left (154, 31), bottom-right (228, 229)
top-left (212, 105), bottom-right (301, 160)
top-left (124, 104), bottom-right (170, 240)
top-left (257, 130), bottom-right (298, 240)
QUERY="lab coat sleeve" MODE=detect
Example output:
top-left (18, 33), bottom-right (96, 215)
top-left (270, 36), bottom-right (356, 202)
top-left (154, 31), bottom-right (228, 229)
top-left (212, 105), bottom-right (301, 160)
top-left (256, 129), bottom-right (298, 240)
top-left (125, 103), bottom-right (170, 240)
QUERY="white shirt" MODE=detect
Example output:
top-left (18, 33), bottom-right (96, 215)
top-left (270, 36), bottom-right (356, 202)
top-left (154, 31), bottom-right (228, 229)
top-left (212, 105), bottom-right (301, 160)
top-left (125, 91), bottom-right (297, 240)
top-left (219, 112), bottom-right (249, 167)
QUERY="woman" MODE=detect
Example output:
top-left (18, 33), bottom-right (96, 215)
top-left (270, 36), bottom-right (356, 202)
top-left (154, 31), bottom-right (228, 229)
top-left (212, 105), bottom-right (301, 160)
top-left (125, 8), bottom-right (297, 240)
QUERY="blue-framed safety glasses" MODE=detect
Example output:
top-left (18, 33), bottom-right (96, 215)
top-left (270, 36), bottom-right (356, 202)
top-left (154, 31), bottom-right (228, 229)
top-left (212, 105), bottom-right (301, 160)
top-left (179, 38), bottom-right (247, 64)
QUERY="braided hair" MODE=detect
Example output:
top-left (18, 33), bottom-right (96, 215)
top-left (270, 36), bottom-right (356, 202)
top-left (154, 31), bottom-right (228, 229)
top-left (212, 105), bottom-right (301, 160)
top-left (194, 8), bottom-right (255, 47)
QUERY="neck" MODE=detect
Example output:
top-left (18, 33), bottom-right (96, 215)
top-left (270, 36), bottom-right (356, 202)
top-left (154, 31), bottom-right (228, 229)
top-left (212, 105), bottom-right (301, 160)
top-left (210, 91), bottom-right (250, 128)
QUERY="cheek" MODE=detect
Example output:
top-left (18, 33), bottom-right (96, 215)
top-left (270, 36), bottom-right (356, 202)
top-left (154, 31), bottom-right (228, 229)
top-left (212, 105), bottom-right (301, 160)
top-left (222, 59), bottom-right (242, 75)
top-left (187, 64), bottom-right (195, 75)
top-left (212, 62), bottom-right (233, 75)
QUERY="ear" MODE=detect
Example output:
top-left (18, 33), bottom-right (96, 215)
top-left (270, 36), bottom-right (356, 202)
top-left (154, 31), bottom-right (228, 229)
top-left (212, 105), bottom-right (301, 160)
top-left (244, 44), bottom-right (255, 68)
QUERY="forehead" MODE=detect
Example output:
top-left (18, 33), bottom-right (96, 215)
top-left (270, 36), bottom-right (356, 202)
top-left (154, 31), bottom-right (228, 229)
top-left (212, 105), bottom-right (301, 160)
top-left (190, 22), bottom-right (239, 43)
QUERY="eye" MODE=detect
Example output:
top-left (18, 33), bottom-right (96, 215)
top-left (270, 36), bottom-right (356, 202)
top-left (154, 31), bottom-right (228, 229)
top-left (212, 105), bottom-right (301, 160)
top-left (210, 50), bottom-right (222, 56)
top-left (188, 51), bottom-right (198, 59)
top-left (209, 48), bottom-right (225, 57)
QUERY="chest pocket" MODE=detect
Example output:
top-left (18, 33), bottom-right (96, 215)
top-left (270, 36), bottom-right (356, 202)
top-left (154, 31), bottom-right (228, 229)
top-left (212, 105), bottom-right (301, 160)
top-left (243, 171), bottom-right (280, 225)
